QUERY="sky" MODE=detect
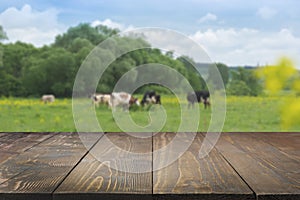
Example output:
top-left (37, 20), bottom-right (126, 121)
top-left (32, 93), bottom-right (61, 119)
top-left (0, 0), bottom-right (300, 67)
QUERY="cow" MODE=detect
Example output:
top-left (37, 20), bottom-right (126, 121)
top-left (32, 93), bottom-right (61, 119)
top-left (187, 90), bottom-right (210, 109)
top-left (141, 91), bottom-right (161, 106)
top-left (110, 92), bottom-right (140, 111)
top-left (41, 94), bottom-right (55, 104)
top-left (91, 93), bottom-right (112, 108)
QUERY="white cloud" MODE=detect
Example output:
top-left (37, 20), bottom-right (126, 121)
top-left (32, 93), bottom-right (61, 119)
top-left (0, 4), bottom-right (66, 46)
top-left (100, 26), bottom-right (300, 68)
top-left (257, 7), bottom-right (277, 20)
top-left (190, 28), bottom-right (300, 67)
top-left (91, 19), bottom-right (124, 30)
top-left (198, 13), bottom-right (217, 23)
top-left (91, 19), bottom-right (135, 32)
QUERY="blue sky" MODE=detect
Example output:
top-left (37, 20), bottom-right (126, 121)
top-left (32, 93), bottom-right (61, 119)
top-left (1, 0), bottom-right (300, 67)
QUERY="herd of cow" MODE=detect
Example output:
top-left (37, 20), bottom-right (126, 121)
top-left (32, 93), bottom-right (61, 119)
top-left (90, 91), bottom-right (160, 110)
top-left (89, 90), bottom-right (210, 110)
top-left (41, 91), bottom-right (210, 110)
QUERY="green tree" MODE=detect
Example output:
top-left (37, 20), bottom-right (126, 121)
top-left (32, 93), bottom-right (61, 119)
top-left (23, 48), bottom-right (76, 97)
top-left (1, 23), bottom-right (229, 97)
top-left (95, 25), bottom-right (119, 37)
top-left (54, 23), bottom-right (106, 49)
top-left (177, 56), bottom-right (206, 91)
top-left (69, 38), bottom-right (94, 53)
top-left (229, 67), bottom-right (262, 96)
top-left (207, 62), bottom-right (229, 89)
top-left (1, 42), bottom-right (37, 96)
top-left (0, 71), bottom-right (25, 96)
top-left (2, 42), bottom-right (37, 77)
top-left (227, 80), bottom-right (251, 96)
top-left (44, 48), bottom-right (76, 96)
top-left (22, 56), bottom-right (46, 96)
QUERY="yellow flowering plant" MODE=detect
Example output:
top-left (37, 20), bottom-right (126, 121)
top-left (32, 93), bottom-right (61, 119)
top-left (256, 57), bottom-right (300, 129)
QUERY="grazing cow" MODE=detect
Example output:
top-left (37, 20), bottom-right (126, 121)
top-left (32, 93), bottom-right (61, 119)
top-left (41, 94), bottom-right (55, 104)
top-left (187, 90), bottom-right (210, 109)
top-left (91, 94), bottom-right (111, 108)
top-left (110, 92), bottom-right (140, 111)
top-left (141, 91), bottom-right (161, 106)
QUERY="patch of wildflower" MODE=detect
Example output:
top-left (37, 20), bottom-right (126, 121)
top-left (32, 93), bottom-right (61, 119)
top-left (256, 57), bottom-right (300, 129)
top-left (256, 57), bottom-right (297, 94)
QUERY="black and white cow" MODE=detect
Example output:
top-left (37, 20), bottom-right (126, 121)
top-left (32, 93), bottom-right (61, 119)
top-left (141, 91), bottom-right (161, 106)
top-left (91, 93), bottom-right (112, 108)
top-left (187, 90), bottom-right (210, 109)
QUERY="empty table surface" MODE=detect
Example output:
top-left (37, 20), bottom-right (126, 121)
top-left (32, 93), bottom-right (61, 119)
top-left (0, 132), bottom-right (299, 200)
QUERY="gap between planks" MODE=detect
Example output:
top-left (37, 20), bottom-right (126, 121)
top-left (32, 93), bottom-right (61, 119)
top-left (52, 133), bottom-right (106, 193)
top-left (199, 132), bottom-right (257, 197)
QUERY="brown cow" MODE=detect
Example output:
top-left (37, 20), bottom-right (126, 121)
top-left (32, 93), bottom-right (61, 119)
top-left (110, 92), bottom-right (140, 111)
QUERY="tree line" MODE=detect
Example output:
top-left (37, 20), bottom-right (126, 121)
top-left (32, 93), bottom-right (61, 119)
top-left (0, 24), bottom-right (262, 97)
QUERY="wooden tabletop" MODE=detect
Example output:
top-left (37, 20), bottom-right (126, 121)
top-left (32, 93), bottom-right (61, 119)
top-left (0, 132), bottom-right (299, 200)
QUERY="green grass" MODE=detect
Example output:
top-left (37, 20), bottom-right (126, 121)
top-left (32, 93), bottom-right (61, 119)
top-left (0, 96), bottom-right (299, 132)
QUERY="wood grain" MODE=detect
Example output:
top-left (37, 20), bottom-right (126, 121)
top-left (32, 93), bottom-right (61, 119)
top-left (0, 133), bottom-right (54, 153)
top-left (0, 132), bottom-right (299, 200)
top-left (0, 133), bottom-right (57, 185)
top-left (0, 147), bottom-right (47, 185)
top-left (54, 132), bottom-right (153, 200)
top-left (215, 133), bottom-right (300, 200)
top-left (248, 133), bottom-right (300, 160)
top-left (153, 132), bottom-right (254, 199)
top-left (0, 152), bottom-right (17, 164)
top-left (0, 133), bottom-right (102, 200)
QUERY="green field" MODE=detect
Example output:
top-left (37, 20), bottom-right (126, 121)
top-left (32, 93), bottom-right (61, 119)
top-left (0, 96), bottom-right (299, 132)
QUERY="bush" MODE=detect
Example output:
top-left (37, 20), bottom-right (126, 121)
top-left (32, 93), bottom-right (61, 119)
top-left (227, 80), bottom-right (251, 96)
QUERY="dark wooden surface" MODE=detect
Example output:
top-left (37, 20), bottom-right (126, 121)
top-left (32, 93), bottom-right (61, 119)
top-left (215, 133), bottom-right (300, 200)
top-left (153, 133), bottom-right (254, 200)
top-left (0, 132), bottom-right (299, 200)
top-left (54, 132), bottom-right (153, 200)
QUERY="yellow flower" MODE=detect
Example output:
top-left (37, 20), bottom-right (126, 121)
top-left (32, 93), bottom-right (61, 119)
top-left (281, 99), bottom-right (300, 129)
top-left (292, 79), bottom-right (300, 93)
top-left (256, 57), bottom-right (297, 94)
top-left (256, 57), bottom-right (300, 130)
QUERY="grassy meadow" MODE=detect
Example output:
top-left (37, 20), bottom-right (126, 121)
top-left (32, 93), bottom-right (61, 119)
top-left (0, 96), bottom-right (299, 132)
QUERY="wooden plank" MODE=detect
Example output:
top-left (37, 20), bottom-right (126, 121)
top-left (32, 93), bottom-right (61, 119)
top-left (0, 133), bottom-right (57, 185)
top-left (76, 132), bottom-right (105, 150)
top-left (0, 133), bottom-right (30, 153)
top-left (19, 133), bottom-right (55, 143)
top-left (0, 132), bottom-right (299, 199)
top-left (249, 133), bottom-right (300, 160)
top-left (153, 132), bottom-right (254, 200)
top-left (0, 133), bottom-right (54, 153)
top-left (216, 133), bottom-right (300, 200)
top-left (0, 152), bottom-right (17, 164)
top-left (0, 167), bottom-right (72, 200)
top-left (0, 133), bottom-right (73, 185)
top-left (0, 133), bottom-right (9, 139)
top-left (0, 133), bottom-right (28, 142)
top-left (54, 132), bottom-right (153, 200)
top-left (0, 133), bottom-right (102, 200)
top-left (0, 150), bottom-right (39, 185)
top-left (36, 132), bottom-right (86, 148)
